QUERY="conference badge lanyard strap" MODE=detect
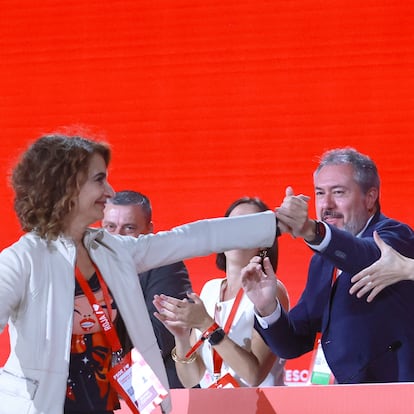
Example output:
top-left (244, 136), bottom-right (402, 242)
top-left (75, 266), bottom-right (168, 414)
top-left (210, 287), bottom-right (244, 388)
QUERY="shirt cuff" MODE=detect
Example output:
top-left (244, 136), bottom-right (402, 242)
top-left (255, 301), bottom-right (281, 329)
top-left (306, 221), bottom-right (331, 251)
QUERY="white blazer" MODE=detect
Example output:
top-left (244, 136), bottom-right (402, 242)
top-left (0, 211), bottom-right (276, 414)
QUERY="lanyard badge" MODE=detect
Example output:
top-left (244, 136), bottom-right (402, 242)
top-left (208, 372), bottom-right (240, 389)
top-left (309, 334), bottom-right (335, 385)
top-left (75, 266), bottom-right (168, 414)
top-left (108, 348), bottom-right (168, 414)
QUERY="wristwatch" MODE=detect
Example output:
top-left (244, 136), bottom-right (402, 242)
top-left (208, 328), bottom-right (226, 346)
top-left (307, 220), bottom-right (326, 245)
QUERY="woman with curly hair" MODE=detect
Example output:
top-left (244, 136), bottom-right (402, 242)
top-left (0, 133), bottom-right (278, 414)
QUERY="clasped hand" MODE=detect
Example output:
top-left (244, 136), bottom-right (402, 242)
top-left (153, 292), bottom-right (214, 338)
top-left (276, 186), bottom-right (312, 238)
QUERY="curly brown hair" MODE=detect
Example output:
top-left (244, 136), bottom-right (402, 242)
top-left (12, 133), bottom-right (111, 240)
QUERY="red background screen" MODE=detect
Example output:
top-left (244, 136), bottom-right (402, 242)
top-left (1, 0), bottom-right (414, 384)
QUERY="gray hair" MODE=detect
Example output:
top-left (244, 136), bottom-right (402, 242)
top-left (314, 148), bottom-right (380, 209)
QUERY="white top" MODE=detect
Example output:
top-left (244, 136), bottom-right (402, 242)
top-left (0, 211), bottom-right (276, 414)
top-left (198, 278), bottom-right (285, 388)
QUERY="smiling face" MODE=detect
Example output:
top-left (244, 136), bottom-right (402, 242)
top-left (67, 154), bottom-right (115, 231)
top-left (314, 163), bottom-right (378, 235)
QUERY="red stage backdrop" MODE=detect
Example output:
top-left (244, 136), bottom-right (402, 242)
top-left (1, 0), bottom-right (414, 385)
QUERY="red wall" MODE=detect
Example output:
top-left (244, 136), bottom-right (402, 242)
top-left (1, 0), bottom-right (414, 384)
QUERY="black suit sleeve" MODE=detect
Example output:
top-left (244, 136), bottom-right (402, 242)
top-left (139, 261), bottom-right (192, 388)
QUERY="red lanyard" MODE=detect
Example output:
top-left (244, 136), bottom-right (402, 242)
top-left (185, 321), bottom-right (220, 358)
top-left (212, 287), bottom-right (244, 375)
top-left (184, 284), bottom-right (244, 367)
top-left (331, 266), bottom-right (339, 286)
top-left (75, 266), bottom-right (123, 358)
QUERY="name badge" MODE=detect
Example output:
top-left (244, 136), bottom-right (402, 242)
top-left (309, 336), bottom-right (335, 385)
top-left (109, 348), bottom-right (168, 414)
top-left (208, 373), bottom-right (240, 389)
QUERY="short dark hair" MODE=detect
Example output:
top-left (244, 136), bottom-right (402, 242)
top-left (215, 196), bottom-right (278, 272)
top-left (108, 190), bottom-right (152, 223)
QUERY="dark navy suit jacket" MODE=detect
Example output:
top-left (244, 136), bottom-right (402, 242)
top-left (256, 212), bottom-right (414, 383)
top-left (139, 261), bottom-right (192, 388)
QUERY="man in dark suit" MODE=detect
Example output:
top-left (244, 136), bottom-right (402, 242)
top-left (102, 190), bottom-right (192, 388)
top-left (241, 148), bottom-right (414, 383)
